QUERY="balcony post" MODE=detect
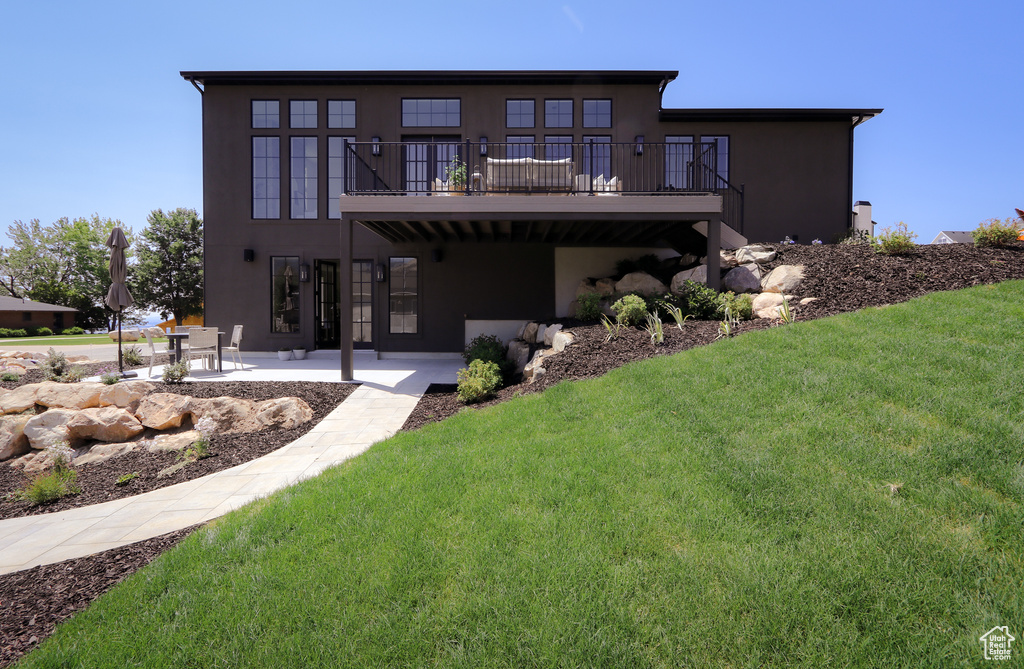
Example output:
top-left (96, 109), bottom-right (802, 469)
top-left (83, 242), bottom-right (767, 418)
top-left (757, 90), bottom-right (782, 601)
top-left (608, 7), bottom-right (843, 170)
top-left (340, 212), bottom-right (354, 382)
top-left (705, 217), bottom-right (722, 291)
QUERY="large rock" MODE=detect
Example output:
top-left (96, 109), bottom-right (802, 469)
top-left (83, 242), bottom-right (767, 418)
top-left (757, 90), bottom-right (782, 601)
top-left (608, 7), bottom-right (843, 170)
top-left (543, 323), bottom-right (563, 346)
top-left (523, 349), bottom-right (553, 383)
top-left (0, 414), bottom-right (32, 461)
top-left (67, 407), bottom-right (145, 443)
top-left (722, 264), bottom-right (762, 294)
top-left (253, 397), bottom-right (313, 431)
top-left (98, 380), bottom-right (155, 410)
top-left (671, 265), bottom-right (707, 292)
top-left (191, 396), bottom-right (256, 432)
top-left (575, 279), bottom-right (600, 297)
top-left (761, 265), bottom-right (805, 294)
top-left (552, 330), bottom-right (576, 353)
top-left (594, 278), bottom-right (616, 296)
top-left (506, 339), bottom-right (531, 374)
top-left (108, 329), bottom-right (140, 342)
top-left (23, 408), bottom-right (78, 449)
top-left (735, 245), bottom-right (777, 264)
top-left (35, 381), bottom-right (103, 410)
top-left (615, 272), bottom-right (667, 296)
top-left (0, 383), bottom-right (43, 414)
top-left (535, 324), bottom-right (548, 345)
top-left (751, 292), bottom-right (794, 320)
top-left (73, 441), bottom-right (138, 467)
top-left (146, 430), bottom-right (201, 453)
top-left (522, 323), bottom-right (539, 345)
top-left (135, 393), bottom-right (193, 430)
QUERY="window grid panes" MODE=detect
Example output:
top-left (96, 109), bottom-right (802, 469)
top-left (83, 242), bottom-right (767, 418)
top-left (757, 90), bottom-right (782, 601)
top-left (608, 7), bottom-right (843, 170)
top-left (327, 100), bottom-right (356, 128)
top-left (271, 256), bottom-right (300, 333)
top-left (402, 99), bottom-right (461, 127)
top-left (665, 135), bottom-right (694, 190)
top-left (582, 99), bottom-right (612, 128)
top-left (252, 100), bottom-right (279, 129)
top-left (506, 99), bottom-right (535, 128)
top-left (290, 137), bottom-right (317, 219)
top-left (700, 135), bottom-right (730, 187)
top-left (545, 99), bottom-right (573, 128)
top-left (506, 135), bottom-right (535, 159)
top-left (353, 260), bottom-right (373, 343)
top-left (544, 135), bottom-right (572, 161)
top-left (252, 137), bottom-right (280, 219)
top-left (290, 100), bottom-right (317, 129)
top-left (389, 256), bottom-right (418, 334)
top-left (328, 136), bottom-right (356, 219)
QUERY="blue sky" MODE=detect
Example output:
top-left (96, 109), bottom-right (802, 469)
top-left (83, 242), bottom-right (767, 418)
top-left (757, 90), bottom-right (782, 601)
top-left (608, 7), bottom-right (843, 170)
top-left (1, 0), bottom-right (1021, 245)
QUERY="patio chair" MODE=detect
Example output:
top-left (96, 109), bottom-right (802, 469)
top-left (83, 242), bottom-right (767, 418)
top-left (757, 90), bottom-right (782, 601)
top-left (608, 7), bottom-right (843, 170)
top-left (222, 325), bottom-right (244, 370)
top-left (140, 327), bottom-right (165, 378)
top-left (186, 327), bottom-right (219, 371)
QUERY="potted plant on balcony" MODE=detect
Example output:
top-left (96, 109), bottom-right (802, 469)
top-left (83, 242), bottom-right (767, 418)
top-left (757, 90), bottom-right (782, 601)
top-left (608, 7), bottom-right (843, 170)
top-left (444, 157), bottom-right (467, 195)
top-left (292, 346), bottom-right (306, 360)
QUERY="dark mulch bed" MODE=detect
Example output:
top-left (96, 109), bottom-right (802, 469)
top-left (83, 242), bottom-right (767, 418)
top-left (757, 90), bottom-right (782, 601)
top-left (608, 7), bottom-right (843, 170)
top-left (0, 381), bottom-right (357, 520)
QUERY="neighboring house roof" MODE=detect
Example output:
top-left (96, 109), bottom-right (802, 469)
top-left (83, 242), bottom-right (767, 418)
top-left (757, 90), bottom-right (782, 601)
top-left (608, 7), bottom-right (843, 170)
top-left (930, 231), bottom-right (974, 244)
top-left (0, 296), bottom-right (77, 312)
top-left (181, 70), bottom-right (679, 87)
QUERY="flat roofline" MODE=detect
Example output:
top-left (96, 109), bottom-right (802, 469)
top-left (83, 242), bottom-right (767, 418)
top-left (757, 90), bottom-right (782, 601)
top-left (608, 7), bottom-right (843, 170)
top-left (660, 108), bottom-right (883, 123)
top-left (181, 70), bottom-right (678, 87)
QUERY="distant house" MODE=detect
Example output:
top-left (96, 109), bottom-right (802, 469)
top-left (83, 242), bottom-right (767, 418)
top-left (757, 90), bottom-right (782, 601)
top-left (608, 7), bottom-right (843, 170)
top-left (0, 296), bottom-right (76, 331)
top-left (930, 231), bottom-right (973, 244)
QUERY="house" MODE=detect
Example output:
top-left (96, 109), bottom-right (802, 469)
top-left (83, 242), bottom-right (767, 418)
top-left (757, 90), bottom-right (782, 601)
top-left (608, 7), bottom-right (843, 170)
top-left (180, 70), bottom-right (881, 379)
top-left (930, 230), bottom-right (974, 244)
top-left (0, 296), bottom-right (76, 331)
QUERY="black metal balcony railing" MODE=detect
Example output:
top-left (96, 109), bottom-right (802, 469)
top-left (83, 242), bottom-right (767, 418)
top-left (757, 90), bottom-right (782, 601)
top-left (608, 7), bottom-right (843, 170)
top-left (342, 140), bottom-right (744, 234)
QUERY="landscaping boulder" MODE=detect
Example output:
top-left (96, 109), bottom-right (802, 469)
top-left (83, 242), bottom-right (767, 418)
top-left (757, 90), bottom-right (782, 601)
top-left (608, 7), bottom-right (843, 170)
top-left (23, 408), bottom-right (78, 450)
top-left (722, 264), bottom-right (762, 294)
top-left (735, 244), bottom-right (777, 264)
top-left (254, 397), bottom-right (313, 431)
top-left (594, 278), bottom-right (616, 296)
top-left (761, 265), bottom-right (805, 294)
top-left (108, 329), bottom-right (140, 342)
top-left (751, 292), bottom-right (795, 320)
top-left (552, 330), bottom-right (576, 353)
top-left (191, 396), bottom-right (256, 432)
top-left (543, 323), bottom-right (563, 346)
top-left (506, 339), bottom-right (531, 374)
top-left (35, 381), bottom-right (104, 410)
top-left (671, 265), bottom-right (707, 292)
top-left (0, 383), bottom-right (43, 414)
top-left (145, 430), bottom-right (201, 454)
top-left (615, 272), bottom-right (667, 296)
top-left (135, 393), bottom-right (193, 430)
top-left (0, 414), bottom-right (31, 461)
top-left (522, 323), bottom-right (539, 345)
top-left (98, 380), bottom-right (155, 410)
top-left (535, 324), bottom-right (548, 345)
top-left (72, 441), bottom-right (137, 467)
top-left (67, 407), bottom-right (144, 443)
top-left (575, 279), bottom-right (600, 297)
top-left (523, 349), bottom-right (553, 383)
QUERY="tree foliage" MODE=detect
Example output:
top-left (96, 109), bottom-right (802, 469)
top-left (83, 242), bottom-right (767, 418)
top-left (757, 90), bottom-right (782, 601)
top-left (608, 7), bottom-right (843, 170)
top-left (131, 208), bottom-right (203, 326)
top-left (0, 216), bottom-right (128, 330)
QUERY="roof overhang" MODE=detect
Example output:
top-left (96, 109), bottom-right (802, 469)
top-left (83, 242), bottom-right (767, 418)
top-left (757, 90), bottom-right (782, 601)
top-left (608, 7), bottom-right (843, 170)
top-left (181, 70), bottom-right (678, 88)
top-left (659, 108), bottom-right (883, 125)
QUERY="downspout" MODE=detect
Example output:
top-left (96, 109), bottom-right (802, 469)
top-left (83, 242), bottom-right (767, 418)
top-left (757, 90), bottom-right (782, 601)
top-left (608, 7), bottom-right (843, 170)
top-left (847, 115), bottom-right (863, 232)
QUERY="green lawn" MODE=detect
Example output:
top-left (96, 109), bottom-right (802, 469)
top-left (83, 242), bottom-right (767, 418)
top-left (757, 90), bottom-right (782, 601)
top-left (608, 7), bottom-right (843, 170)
top-left (0, 333), bottom-right (167, 347)
top-left (20, 282), bottom-right (1024, 667)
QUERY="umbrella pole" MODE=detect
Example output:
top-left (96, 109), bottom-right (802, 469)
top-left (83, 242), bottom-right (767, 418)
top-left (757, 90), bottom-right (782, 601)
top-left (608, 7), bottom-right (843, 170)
top-left (118, 311), bottom-right (124, 374)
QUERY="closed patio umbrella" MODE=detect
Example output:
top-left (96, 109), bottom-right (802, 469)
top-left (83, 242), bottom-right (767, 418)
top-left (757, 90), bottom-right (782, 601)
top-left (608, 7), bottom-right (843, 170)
top-left (105, 227), bottom-right (136, 377)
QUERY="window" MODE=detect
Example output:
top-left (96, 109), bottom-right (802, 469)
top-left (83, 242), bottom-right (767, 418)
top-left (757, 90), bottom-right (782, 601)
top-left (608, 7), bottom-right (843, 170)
top-left (582, 99), bottom-right (612, 128)
top-left (252, 100), bottom-right (279, 128)
top-left (328, 136), bottom-right (356, 219)
top-left (389, 256), bottom-right (418, 334)
top-left (544, 135), bottom-right (572, 161)
top-left (21, 312), bottom-right (31, 322)
top-left (665, 135), bottom-right (694, 190)
top-left (271, 257), bottom-right (300, 333)
top-left (506, 136), bottom-right (535, 159)
top-left (328, 100), bottom-right (356, 128)
top-left (582, 135), bottom-right (611, 179)
top-left (290, 137), bottom-right (317, 219)
top-left (700, 135), bottom-right (730, 187)
top-left (545, 99), bottom-right (573, 128)
top-left (290, 100), bottom-right (317, 129)
top-left (506, 99), bottom-right (534, 128)
top-left (252, 137), bottom-right (280, 219)
top-left (402, 99), bottom-right (460, 127)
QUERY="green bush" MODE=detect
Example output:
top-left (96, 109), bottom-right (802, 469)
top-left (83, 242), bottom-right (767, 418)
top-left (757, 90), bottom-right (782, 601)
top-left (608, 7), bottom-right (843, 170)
top-left (162, 359), bottom-right (190, 384)
top-left (61, 327), bottom-right (85, 336)
top-left (456, 359), bottom-right (502, 404)
top-left (873, 221), bottom-right (917, 255)
top-left (676, 280), bottom-right (725, 320)
top-left (972, 217), bottom-right (1021, 248)
top-left (463, 334), bottom-right (506, 368)
top-left (575, 293), bottom-right (603, 321)
top-left (33, 327), bottom-right (53, 337)
top-left (21, 442), bottom-right (80, 505)
top-left (0, 328), bottom-right (10, 338)
top-left (721, 292), bottom-right (754, 321)
top-left (611, 294), bottom-right (647, 326)
top-left (122, 345), bottom-right (144, 367)
top-left (0, 372), bottom-right (19, 382)
top-left (8, 329), bottom-right (27, 338)
top-left (42, 348), bottom-right (86, 383)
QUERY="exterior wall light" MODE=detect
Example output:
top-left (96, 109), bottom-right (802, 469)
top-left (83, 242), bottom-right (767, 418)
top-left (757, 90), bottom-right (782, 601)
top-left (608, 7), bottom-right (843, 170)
top-left (635, 135), bottom-right (644, 155)
top-left (479, 137), bottom-right (487, 156)
top-left (243, 249), bottom-right (255, 262)
top-left (371, 136), bottom-right (381, 156)
top-left (299, 263), bottom-right (310, 282)
top-left (375, 262), bottom-right (386, 282)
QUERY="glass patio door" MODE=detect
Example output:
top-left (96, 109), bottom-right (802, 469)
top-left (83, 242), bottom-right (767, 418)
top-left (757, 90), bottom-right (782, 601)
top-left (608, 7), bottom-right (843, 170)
top-left (315, 259), bottom-right (374, 349)
top-left (403, 135), bottom-right (460, 193)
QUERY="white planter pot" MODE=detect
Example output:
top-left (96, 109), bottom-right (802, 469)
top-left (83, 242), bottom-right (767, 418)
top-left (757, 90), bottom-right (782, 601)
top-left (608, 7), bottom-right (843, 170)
top-left (277, 350), bottom-right (291, 361)
top-left (293, 349), bottom-right (307, 360)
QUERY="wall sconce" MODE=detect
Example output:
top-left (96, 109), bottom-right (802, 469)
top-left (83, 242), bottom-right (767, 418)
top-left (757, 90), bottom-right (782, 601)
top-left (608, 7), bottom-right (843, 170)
top-left (371, 136), bottom-right (381, 156)
top-left (243, 249), bottom-right (254, 262)
top-left (479, 136), bottom-right (487, 156)
top-left (431, 249), bottom-right (443, 263)
top-left (635, 135), bottom-right (644, 155)
top-left (299, 263), bottom-right (310, 282)
top-left (375, 262), bottom-right (386, 282)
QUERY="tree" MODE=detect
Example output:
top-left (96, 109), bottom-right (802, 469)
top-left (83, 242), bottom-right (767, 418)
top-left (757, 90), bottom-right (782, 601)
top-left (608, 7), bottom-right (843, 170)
top-left (131, 208), bottom-right (203, 326)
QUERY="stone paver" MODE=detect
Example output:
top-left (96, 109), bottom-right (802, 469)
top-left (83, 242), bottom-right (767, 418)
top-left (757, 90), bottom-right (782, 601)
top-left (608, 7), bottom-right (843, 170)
top-left (0, 353), bottom-right (461, 575)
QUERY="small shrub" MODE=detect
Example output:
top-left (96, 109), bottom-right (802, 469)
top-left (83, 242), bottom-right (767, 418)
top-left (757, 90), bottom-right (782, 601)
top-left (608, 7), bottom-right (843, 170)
top-left (575, 292), bottom-right (603, 321)
top-left (100, 367), bottom-right (120, 385)
top-left (162, 359), bottom-right (190, 384)
top-left (0, 372), bottom-right (19, 382)
top-left (8, 329), bottom-right (27, 338)
top-left (122, 345), bottom-right (144, 366)
top-left (676, 280), bottom-right (725, 320)
top-left (456, 359), bottom-right (502, 404)
top-left (463, 334), bottom-right (506, 367)
top-left (33, 327), bottom-right (53, 337)
top-left (21, 441), bottom-right (80, 505)
top-left (115, 471), bottom-right (140, 486)
top-left (0, 328), bottom-right (10, 338)
top-left (42, 348), bottom-right (86, 383)
top-left (839, 229), bottom-right (873, 245)
top-left (972, 217), bottom-right (1021, 249)
top-left (179, 416), bottom-right (216, 462)
top-left (873, 221), bottom-right (917, 255)
top-left (61, 327), bottom-right (85, 336)
top-left (611, 294), bottom-right (647, 326)
top-left (720, 292), bottom-right (754, 321)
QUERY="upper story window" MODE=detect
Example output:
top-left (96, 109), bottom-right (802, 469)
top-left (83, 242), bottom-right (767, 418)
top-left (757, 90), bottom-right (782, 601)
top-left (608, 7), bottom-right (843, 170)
top-left (328, 100), bottom-right (356, 128)
top-left (402, 99), bottom-right (460, 127)
top-left (506, 135), bottom-right (535, 159)
top-left (290, 137), bottom-right (317, 219)
top-left (252, 137), bottom-right (280, 219)
top-left (252, 100), bottom-right (280, 129)
top-left (582, 99), bottom-right (612, 128)
top-left (545, 99), bottom-right (573, 128)
top-left (290, 100), bottom-right (317, 129)
top-left (506, 99), bottom-right (534, 128)
top-left (544, 135), bottom-right (572, 161)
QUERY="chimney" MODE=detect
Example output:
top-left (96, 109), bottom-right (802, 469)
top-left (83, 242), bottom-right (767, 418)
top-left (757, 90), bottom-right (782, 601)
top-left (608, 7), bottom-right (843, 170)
top-left (853, 201), bottom-right (874, 237)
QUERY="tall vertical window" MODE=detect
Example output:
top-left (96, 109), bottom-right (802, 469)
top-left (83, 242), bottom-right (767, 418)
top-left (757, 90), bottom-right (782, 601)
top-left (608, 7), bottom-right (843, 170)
top-left (506, 99), bottom-right (535, 128)
top-left (544, 135), bottom-right (572, 160)
top-left (665, 135), bottom-right (694, 190)
top-left (290, 100), bottom-right (317, 128)
top-left (545, 99), bottom-right (573, 128)
top-left (582, 135), bottom-right (611, 179)
top-left (582, 99), bottom-right (612, 128)
top-left (252, 100), bottom-right (279, 128)
top-left (700, 135), bottom-right (730, 187)
top-left (402, 99), bottom-right (461, 127)
top-left (271, 256), bottom-right (300, 333)
top-left (327, 100), bottom-right (356, 128)
top-left (506, 136), bottom-right (535, 159)
top-left (252, 137), bottom-right (280, 219)
top-left (290, 137), bottom-right (317, 219)
top-left (389, 256), bottom-right (418, 334)
top-left (328, 136), bottom-right (356, 219)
